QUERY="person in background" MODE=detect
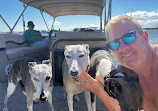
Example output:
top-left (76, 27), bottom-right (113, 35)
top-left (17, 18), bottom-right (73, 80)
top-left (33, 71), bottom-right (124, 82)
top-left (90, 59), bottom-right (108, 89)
top-left (24, 21), bottom-right (48, 47)
top-left (79, 15), bottom-right (158, 111)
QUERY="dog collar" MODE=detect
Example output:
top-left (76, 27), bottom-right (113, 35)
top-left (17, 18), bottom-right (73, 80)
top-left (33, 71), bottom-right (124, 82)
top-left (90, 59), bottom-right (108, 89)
top-left (105, 69), bottom-right (126, 80)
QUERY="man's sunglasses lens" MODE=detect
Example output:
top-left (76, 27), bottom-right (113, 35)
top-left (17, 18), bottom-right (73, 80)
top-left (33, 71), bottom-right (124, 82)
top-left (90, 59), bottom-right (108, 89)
top-left (107, 42), bottom-right (119, 50)
top-left (107, 31), bottom-right (136, 51)
top-left (122, 32), bottom-right (136, 44)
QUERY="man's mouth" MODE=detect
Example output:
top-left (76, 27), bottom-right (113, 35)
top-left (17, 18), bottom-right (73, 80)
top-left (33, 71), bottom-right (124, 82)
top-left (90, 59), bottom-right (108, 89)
top-left (122, 52), bottom-right (134, 58)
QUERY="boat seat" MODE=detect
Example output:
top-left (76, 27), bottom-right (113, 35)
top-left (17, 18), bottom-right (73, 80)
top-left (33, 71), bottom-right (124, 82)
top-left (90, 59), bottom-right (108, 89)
top-left (6, 46), bottom-right (48, 60)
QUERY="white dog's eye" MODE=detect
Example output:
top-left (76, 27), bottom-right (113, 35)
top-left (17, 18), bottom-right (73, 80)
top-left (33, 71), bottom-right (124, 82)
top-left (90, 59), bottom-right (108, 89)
top-left (46, 76), bottom-right (50, 81)
top-left (79, 54), bottom-right (84, 58)
top-left (66, 55), bottom-right (71, 58)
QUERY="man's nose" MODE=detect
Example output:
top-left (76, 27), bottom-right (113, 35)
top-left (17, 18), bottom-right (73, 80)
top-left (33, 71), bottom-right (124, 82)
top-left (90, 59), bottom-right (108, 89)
top-left (119, 39), bottom-right (129, 51)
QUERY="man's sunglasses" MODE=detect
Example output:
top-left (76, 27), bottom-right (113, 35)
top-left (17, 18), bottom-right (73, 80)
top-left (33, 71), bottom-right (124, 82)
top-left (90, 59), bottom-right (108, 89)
top-left (106, 30), bottom-right (142, 51)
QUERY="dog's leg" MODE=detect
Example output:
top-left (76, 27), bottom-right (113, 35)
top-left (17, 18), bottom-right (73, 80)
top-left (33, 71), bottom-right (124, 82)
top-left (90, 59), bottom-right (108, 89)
top-left (3, 82), bottom-right (17, 111)
top-left (67, 93), bottom-right (74, 111)
top-left (84, 91), bottom-right (92, 111)
top-left (73, 94), bottom-right (79, 102)
top-left (91, 95), bottom-right (96, 111)
top-left (27, 97), bottom-right (33, 111)
top-left (48, 92), bottom-right (54, 111)
top-left (63, 85), bottom-right (67, 100)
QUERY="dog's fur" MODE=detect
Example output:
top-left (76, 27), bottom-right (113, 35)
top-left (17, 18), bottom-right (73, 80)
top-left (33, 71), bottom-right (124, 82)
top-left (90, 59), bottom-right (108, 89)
top-left (3, 58), bottom-right (54, 111)
top-left (62, 44), bottom-right (95, 111)
top-left (88, 50), bottom-right (144, 111)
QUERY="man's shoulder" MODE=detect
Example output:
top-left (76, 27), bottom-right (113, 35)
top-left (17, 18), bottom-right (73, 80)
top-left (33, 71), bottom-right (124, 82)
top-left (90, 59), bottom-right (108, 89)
top-left (151, 45), bottom-right (158, 54)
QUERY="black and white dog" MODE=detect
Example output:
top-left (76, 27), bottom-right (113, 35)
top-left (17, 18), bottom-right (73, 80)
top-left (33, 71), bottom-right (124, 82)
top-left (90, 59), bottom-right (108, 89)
top-left (88, 50), bottom-right (144, 111)
top-left (3, 58), bottom-right (54, 111)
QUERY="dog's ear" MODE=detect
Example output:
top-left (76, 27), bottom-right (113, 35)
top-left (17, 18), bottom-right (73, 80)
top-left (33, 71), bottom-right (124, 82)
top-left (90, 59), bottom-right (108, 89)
top-left (82, 44), bottom-right (89, 50)
top-left (128, 73), bottom-right (140, 83)
top-left (64, 45), bottom-right (69, 51)
top-left (82, 44), bottom-right (89, 54)
top-left (64, 45), bottom-right (69, 55)
top-left (28, 62), bottom-right (37, 69)
top-left (42, 59), bottom-right (51, 65)
top-left (104, 78), bottom-right (122, 99)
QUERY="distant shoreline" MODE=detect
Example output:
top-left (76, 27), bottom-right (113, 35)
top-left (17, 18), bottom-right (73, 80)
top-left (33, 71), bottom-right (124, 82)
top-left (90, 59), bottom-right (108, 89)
top-left (143, 27), bottom-right (158, 30)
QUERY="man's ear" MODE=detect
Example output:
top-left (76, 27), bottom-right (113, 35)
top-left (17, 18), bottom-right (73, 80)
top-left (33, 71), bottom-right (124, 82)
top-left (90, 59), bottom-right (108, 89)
top-left (143, 30), bottom-right (149, 45)
top-left (28, 62), bottom-right (37, 69)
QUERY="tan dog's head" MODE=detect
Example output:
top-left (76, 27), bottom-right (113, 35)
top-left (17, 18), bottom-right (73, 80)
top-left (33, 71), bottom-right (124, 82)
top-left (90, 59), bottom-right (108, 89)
top-left (64, 44), bottom-right (90, 80)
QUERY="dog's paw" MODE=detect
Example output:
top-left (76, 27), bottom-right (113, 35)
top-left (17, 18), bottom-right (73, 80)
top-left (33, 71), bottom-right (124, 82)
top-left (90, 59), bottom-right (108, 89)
top-left (3, 107), bottom-right (8, 111)
top-left (73, 95), bottom-right (79, 102)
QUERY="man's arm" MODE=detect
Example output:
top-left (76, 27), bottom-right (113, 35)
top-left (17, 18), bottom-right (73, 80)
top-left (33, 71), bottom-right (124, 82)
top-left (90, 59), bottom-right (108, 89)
top-left (79, 72), bottom-right (121, 111)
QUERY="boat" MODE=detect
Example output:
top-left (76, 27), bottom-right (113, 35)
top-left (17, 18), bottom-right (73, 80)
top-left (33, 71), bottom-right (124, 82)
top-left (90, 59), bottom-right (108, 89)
top-left (0, 0), bottom-right (112, 85)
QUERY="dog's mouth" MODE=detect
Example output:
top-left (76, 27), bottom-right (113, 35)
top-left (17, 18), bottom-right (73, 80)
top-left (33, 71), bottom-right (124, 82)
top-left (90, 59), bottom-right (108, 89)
top-left (72, 76), bottom-right (79, 80)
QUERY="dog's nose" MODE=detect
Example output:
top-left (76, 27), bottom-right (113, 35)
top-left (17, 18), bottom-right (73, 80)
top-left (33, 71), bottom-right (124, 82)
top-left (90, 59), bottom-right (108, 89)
top-left (70, 70), bottom-right (78, 76)
top-left (40, 91), bottom-right (47, 103)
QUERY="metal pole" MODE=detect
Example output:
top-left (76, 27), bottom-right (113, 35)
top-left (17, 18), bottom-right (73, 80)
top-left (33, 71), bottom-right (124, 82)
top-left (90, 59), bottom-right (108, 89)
top-left (40, 11), bottom-right (50, 32)
top-left (11, 5), bottom-right (28, 33)
top-left (0, 15), bottom-right (12, 32)
top-left (104, 0), bottom-right (106, 31)
top-left (107, 0), bottom-right (112, 23)
top-left (22, 4), bottom-right (26, 32)
top-left (100, 16), bottom-right (102, 31)
top-left (51, 18), bottom-right (55, 30)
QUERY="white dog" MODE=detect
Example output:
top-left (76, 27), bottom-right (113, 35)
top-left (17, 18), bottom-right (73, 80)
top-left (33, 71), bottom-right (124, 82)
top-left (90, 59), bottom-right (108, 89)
top-left (62, 44), bottom-right (95, 111)
top-left (3, 58), bottom-right (54, 111)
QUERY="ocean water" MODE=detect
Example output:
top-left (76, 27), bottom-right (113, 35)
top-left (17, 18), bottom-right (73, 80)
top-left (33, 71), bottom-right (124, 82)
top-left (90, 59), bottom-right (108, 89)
top-left (146, 29), bottom-right (158, 45)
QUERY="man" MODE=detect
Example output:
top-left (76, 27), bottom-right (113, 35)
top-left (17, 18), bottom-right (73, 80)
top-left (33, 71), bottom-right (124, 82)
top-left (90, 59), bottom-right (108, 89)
top-left (24, 21), bottom-right (48, 47)
top-left (79, 15), bottom-right (158, 110)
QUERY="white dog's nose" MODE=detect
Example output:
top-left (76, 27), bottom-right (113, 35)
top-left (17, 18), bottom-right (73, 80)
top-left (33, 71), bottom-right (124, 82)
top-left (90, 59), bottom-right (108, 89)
top-left (40, 91), bottom-right (47, 103)
top-left (70, 70), bottom-right (78, 76)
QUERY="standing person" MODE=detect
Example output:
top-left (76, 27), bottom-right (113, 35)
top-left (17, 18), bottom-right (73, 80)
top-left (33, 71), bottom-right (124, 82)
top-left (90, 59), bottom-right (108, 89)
top-left (79, 15), bottom-right (158, 111)
top-left (24, 21), bottom-right (48, 47)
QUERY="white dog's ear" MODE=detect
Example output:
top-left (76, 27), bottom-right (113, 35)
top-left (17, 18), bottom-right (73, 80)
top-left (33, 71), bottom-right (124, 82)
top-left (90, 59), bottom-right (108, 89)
top-left (82, 44), bottom-right (89, 54)
top-left (42, 59), bottom-right (51, 65)
top-left (82, 44), bottom-right (89, 50)
top-left (64, 45), bottom-right (69, 51)
top-left (28, 62), bottom-right (37, 69)
top-left (64, 45), bottom-right (69, 55)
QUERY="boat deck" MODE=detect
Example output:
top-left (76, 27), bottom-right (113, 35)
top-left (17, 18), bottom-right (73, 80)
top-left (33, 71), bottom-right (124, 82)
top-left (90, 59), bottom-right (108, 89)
top-left (0, 81), bottom-right (107, 111)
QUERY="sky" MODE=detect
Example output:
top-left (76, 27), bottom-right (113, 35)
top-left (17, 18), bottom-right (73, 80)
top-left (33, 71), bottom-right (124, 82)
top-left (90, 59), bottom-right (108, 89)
top-left (1, 0), bottom-right (158, 32)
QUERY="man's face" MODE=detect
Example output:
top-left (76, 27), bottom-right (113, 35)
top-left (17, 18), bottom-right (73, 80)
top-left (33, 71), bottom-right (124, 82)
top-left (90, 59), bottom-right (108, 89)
top-left (28, 25), bottom-right (34, 31)
top-left (108, 22), bottom-right (149, 69)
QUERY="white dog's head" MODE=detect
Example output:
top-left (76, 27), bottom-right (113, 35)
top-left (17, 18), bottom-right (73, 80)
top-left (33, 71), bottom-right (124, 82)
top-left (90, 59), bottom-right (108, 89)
top-left (64, 44), bottom-right (90, 80)
top-left (28, 59), bottom-right (53, 103)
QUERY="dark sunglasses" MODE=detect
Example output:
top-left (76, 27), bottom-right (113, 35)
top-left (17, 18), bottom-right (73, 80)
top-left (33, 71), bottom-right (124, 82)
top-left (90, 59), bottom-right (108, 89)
top-left (106, 30), bottom-right (142, 51)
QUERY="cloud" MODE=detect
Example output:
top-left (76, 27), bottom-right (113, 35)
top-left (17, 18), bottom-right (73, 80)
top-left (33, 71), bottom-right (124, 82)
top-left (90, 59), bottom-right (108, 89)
top-left (48, 20), bottom-right (61, 26)
top-left (54, 21), bottom-right (61, 26)
top-left (126, 11), bottom-right (158, 28)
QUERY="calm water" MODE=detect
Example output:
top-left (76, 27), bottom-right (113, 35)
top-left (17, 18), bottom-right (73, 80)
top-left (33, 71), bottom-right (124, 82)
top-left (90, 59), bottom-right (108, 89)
top-left (146, 29), bottom-right (158, 45)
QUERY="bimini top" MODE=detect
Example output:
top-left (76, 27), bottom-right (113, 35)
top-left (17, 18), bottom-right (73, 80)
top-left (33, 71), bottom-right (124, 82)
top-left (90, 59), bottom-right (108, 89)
top-left (19, 0), bottom-right (105, 18)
